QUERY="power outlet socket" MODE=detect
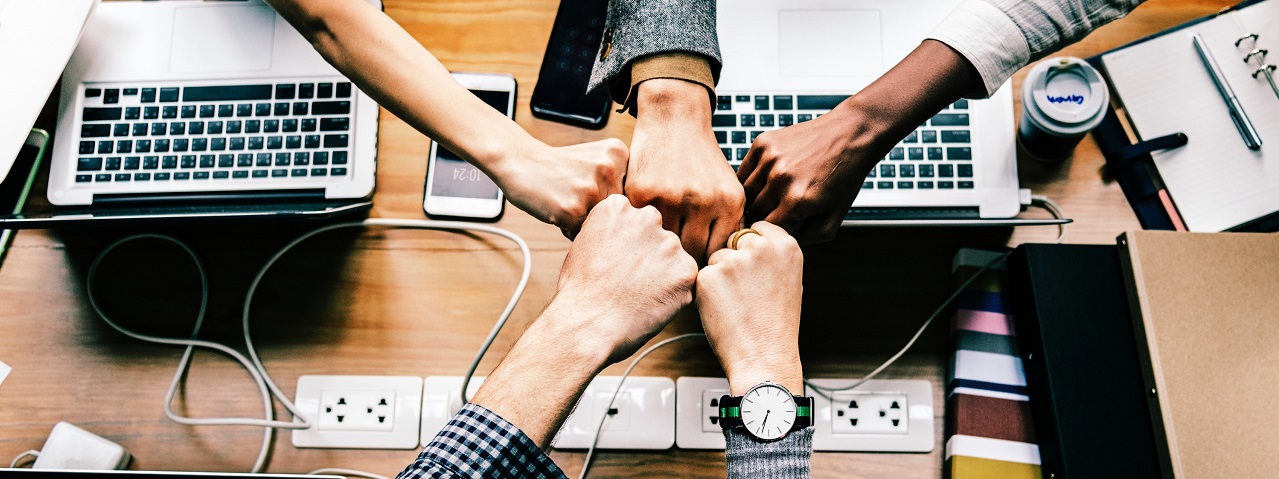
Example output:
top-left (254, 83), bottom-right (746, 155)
top-left (676, 377), bottom-right (934, 452)
top-left (551, 376), bottom-right (675, 450)
top-left (421, 376), bottom-right (675, 450)
top-left (808, 378), bottom-right (933, 452)
top-left (675, 377), bottom-right (730, 449)
top-left (317, 390), bottom-right (395, 431)
top-left (700, 389), bottom-right (730, 433)
top-left (420, 375), bottom-right (486, 446)
top-left (830, 391), bottom-right (909, 435)
top-left (292, 375), bottom-right (423, 449)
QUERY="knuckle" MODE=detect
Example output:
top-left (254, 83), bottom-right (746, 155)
top-left (563, 201), bottom-right (589, 221)
top-left (639, 204), bottom-right (664, 223)
top-left (602, 138), bottom-right (629, 158)
top-left (597, 159), bottom-right (622, 181)
top-left (772, 162), bottom-right (795, 180)
top-left (627, 187), bottom-right (662, 207)
top-left (593, 195), bottom-right (622, 214)
top-left (681, 262), bottom-right (699, 285)
top-left (753, 131), bottom-right (775, 149)
top-left (781, 188), bottom-right (806, 207)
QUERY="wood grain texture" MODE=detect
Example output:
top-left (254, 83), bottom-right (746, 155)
top-left (0, 0), bottom-right (1232, 477)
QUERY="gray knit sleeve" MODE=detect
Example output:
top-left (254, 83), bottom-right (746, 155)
top-left (587, 0), bottom-right (721, 102)
top-left (724, 427), bottom-right (814, 479)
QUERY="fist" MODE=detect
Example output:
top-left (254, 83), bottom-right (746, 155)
top-left (552, 194), bottom-right (699, 363)
top-left (695, 221), bottom-right (804, 394)
top-left (497, 138), bottom-right (629, 237)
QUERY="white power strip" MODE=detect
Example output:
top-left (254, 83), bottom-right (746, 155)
top-left (675, 377), bottom-right (934, 452)
top-left (261, 374), bottom-right (932, 452)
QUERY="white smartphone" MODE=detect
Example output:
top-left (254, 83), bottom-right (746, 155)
top-left (422, 72), bottom-right (516, 221)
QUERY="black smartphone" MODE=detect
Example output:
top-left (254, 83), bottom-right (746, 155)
top-left (0, 129), bottom-right (49, 267)
top-left (530, 0), bottom-right (612, 129)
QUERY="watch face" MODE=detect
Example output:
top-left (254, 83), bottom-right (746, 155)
top-left (740, 384), bottom-right (797, 441)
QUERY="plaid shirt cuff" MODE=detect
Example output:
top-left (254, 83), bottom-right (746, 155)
top-left (398, 403), bottom-right (566, 479)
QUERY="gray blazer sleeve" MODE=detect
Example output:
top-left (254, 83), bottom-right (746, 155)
top-left (587, 0), bottom-right (722, 102)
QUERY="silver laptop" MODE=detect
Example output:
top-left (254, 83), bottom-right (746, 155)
top-left (48, 0), bottom-right (378, 208)
top-left (715, 0), bottom-right (1022, 221)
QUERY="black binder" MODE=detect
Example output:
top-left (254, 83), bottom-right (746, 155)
top-left (1007, 244), bottom-right (1164, 479)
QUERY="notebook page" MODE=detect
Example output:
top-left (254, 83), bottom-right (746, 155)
top-left (1102, 7), bottom-right (1279, 232)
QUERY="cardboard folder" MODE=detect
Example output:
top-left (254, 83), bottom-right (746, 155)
top-left (1118, 231), bottom-right (1279, 478)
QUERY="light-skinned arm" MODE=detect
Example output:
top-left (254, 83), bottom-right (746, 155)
top-left (696, 221), bottom-right (804, 397)
top-left (470, 194), bottom-right (698, 447)
top-left (696, 221), bottom-right (810, 478)
top-left (627, 78), bottom-right (744, 264)
top-left (266, 0), bottom-right (627, 235)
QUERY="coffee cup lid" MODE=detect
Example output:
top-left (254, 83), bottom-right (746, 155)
top-left (1022, 57), bottom-right (1109, 135)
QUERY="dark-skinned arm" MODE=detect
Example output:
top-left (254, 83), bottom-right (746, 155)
top-left (737, 40), bottom-right (980, 243)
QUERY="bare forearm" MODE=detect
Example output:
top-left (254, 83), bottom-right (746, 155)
top-left (835, 40), bottom-right (982, 168)
top-left (470, 300), bottom-right (611, 449)
top-left (265, 0), bottom-right (538, 175)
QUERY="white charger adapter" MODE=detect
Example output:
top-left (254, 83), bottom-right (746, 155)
top-left (31, 422), bottom-right (131, 470)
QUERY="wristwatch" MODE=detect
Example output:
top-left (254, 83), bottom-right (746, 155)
top-left (718, 381), bottom-right (814, 441)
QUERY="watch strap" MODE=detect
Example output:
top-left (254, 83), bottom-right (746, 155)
top-left (718, 394), bottom-right (745, 429)
top-left (719, 394), bottom-right (815, 432)
top-left (793, 396), bottom-right (814, 431)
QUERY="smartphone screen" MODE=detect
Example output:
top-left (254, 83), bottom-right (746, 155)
top-left (530, 0), bottom-right (612, 128)
top-left (429, 148), bottom-right (500, 200)
top-left (428, 90), bottom-right (509, 201)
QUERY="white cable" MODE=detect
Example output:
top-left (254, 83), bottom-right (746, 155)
top-left (9, 449), bottom-right (39, 468)
top-left (805, 196), bottom-right (1067, 398)
top-left (576, 333), bottom-right (707, 479)
top-left (307, 468), bottom-right (393, 479)
top-left (87, 234), bottom-right (302, 473)
top-left (85, 219), bottom-right (532, 474)
top-left (804, 252), bottom-right (1006, 399)
top-left (240, 219), bottom-right (532, 409)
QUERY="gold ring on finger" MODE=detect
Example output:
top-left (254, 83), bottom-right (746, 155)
top-left (728, 228), bottom-right (762, 250)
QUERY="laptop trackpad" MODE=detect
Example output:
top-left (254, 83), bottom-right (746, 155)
top-left (778, 10), bottom-right (882, 77)
top-left (170, 5), bottom-right (275, 74)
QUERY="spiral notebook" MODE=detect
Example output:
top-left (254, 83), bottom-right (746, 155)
top-left (1100, 0), bottom-right (1279, 232)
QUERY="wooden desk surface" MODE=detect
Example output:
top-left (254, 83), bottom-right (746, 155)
top-left (0, 1), bottom-right (1233, 477)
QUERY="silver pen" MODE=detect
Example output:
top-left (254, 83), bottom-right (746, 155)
top-left (1192, 33), bottom-right (1262, 150)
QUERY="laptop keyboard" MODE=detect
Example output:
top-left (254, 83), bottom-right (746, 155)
top-left (73, 80), bottom-right (355, 187)
top-left (714, 94), bottom-right (976, 191)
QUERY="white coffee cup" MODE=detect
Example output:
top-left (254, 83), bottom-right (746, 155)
top-left (1018, 57), bottom-right (1109, 161)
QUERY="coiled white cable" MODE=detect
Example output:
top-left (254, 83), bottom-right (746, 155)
top-left (85, 219), bottom-right (532, 474)
top-left (87, 234), bottom-right (306, 473)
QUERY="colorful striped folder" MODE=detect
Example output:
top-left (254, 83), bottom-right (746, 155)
top-left (944, 249), bottom-right (1041, 478)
